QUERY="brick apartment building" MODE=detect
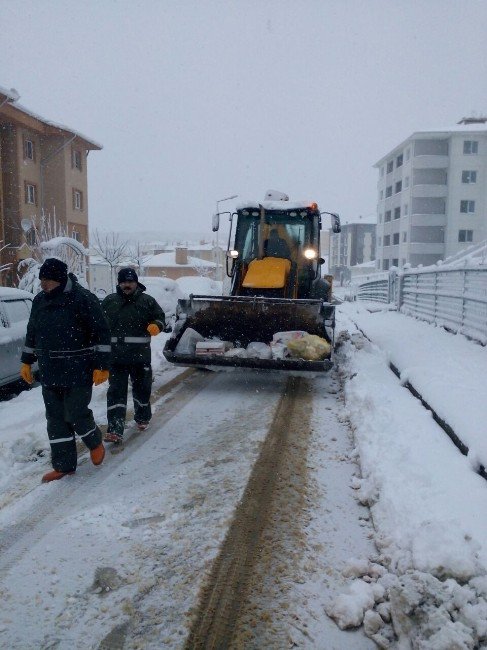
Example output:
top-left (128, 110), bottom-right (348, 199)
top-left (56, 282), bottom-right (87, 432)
top-left (0, 86), bottom-right (101, 286)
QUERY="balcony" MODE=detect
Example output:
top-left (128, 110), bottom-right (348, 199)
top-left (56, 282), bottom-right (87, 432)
top-left (412, 185), bottom-right (448, 198)
top-left (408, 242), bottom-right (445, 255)
top-left (412, 155), bottom-right (449, 169)
top-left (410, 214), bottom-right (446, 227)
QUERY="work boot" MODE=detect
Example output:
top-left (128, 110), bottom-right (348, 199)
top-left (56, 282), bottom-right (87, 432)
top-left (42, 469), bottom-right (75, 483)
top-left (104, 431), bottom-right (123, 444)
top-left (90, 443), bottom-right (105, 466)
top-left (136, 422), bottom-right (150, 432)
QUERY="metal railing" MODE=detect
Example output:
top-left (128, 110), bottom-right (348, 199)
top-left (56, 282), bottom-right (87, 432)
top-left (353, 266), bottom-right (487, 345)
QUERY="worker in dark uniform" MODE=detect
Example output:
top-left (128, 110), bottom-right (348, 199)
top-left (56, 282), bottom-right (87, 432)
top-left (264, 228), bottom-right (291, 259)
top-left (20, 258), bottom-right (111, 483)
top-left (101, 268), bottom-right (167, 444)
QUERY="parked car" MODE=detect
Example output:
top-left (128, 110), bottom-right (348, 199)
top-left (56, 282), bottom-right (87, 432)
top-left (0, 287), bottom-right (36, 389)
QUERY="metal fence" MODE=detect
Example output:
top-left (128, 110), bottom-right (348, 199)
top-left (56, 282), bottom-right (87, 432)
top-left (353, 266), bottom-right (487, 345)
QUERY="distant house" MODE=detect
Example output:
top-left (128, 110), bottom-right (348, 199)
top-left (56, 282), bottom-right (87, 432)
top-left (0, 85), bottom-right (101, 286)
top-left (144, 247), bottom-right (216, 280)
top-left (329, 221), bottom-right (376, 283)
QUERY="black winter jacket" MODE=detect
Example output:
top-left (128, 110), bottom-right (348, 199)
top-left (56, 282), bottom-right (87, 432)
top-left (21, 274), bottom-right (111, 387)
top-left (101, 283), bottom-right (166, 365)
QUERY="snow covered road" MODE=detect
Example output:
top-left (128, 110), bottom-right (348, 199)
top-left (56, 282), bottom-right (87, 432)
top-left (0, 363), bottom-right (376, 648)
top-left (2, 301), bottom-right (487, 648)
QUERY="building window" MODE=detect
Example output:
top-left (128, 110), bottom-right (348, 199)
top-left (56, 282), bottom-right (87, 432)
top-left (72, 149), bottom-right (82, 171)
top-left (383, 259), bottom-right (390, 270)
top-left (402, 232), bottom-right (407, 243)
top-left (378, 236), bottom-right (382, 246)
top-left (385, 210), bottom-right (391, 222)
top-left (25, 182), bottom-right (37, 205)
top-left (460, 200), bottom-right (475, 213)
top-left (72, 230), bottom-right (81, 242)
top-left (458, 229), bottom-right (473, 243)
top-left (393, 233), bottom-right (400, 245)
top-left (405, 148), bottom-right (410, 161)
top-left (24, 138), bottom-right (35, 161)
top-left (384, 235), bottom-right (391, 246)
top-left (387, 160), bottom-right (393, 174)
top-left (404, 176), bottom-right (410, 188)
top-left (462, 170), bottom-right (477, 184)
top-left (73, 189), bottom-right (83, 210)
top-left (394, 207), bottom-right (401, 220)
top-left (402, 258), bottom-right (407, 266)
top-left (404, 203), bottom-right (409, 215)
top-left (396, 153), bottom-right (403, 167)
top-left (392, 258), bottom-right (399, 267)
top-left (463, 140), bottom-right (478, 154)
top-left (395, 181), bottom-right (402, 193)
top-left (385, 186), bottom-right (392, 198)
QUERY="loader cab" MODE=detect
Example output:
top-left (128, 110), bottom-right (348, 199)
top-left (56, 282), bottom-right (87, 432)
top-left (227, 202), bottom-right (326, 300)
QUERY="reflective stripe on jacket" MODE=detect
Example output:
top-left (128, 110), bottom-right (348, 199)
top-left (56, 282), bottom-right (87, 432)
top-left (21, 274), bottom-right (111, 387)
top-left (101, 283), bottom-right (166, 365)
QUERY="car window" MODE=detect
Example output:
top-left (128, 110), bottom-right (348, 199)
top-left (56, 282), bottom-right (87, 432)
top-left (3, 299), bottom-right (32, 324)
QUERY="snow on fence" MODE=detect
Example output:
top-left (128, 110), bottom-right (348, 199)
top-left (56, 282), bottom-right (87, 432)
top-left (353, 271), bottom-right (391, 303)
top-left (353, 267), bottom-right (487, 345)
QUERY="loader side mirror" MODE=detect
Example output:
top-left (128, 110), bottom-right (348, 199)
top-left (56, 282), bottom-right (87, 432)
top-left (212, 213), bottom-right (220, 232)
top-left (319, 257), bottom-right (325, 265)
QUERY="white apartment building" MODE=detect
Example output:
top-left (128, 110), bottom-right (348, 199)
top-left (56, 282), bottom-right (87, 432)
top-left (374, 118), bottom-right (487, 270)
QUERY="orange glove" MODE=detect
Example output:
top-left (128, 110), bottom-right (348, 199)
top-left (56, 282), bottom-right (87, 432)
top-left (93, 369), bottom-right (109, 385)
top-left (20, 363), bottom-right (34, 384)
top-left (147, 323), bottom-right (160, 336)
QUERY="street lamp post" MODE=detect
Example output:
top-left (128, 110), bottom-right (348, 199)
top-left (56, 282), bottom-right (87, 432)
top-left (215, 194), bottom-right (237, 280)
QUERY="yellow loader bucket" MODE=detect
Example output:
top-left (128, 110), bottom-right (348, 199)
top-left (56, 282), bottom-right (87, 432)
top-left (163, 295), bottom-right (336, 372)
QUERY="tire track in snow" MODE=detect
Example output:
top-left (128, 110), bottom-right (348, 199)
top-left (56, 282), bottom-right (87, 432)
top-left (185, 375), bottom-right (310, 648)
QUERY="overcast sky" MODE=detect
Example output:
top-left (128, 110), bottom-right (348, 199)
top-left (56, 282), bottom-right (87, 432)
top-left (2, 0), bottom-right (486, 239)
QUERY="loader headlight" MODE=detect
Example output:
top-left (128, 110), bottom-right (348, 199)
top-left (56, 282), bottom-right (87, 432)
top-left (229, 250), bottom-right (239, 259)
top-left (304, 248), bottom-right (317, 260)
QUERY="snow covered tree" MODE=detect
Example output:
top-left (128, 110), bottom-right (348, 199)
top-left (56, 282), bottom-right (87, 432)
top-left (17, 212), bottom-right (88, 293)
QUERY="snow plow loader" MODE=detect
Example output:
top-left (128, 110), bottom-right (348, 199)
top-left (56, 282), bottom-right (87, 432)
top-left (163, 191), bottom-right (341, 372)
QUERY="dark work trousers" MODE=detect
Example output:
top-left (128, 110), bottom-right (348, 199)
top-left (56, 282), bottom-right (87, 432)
top-left (107, 363), bottom-right (152, 436)
top-left (42, 385), bottom-right (102, 473)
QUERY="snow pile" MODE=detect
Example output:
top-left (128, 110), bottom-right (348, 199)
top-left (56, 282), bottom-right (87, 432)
top-left (139, 276), bottom-right (183, 318)
top-left (327, 563), bottom-right (487, 648)
top-left (327, 307), bottom-right (487, 647)
top-left (175, 275), bottom-right (222, 297)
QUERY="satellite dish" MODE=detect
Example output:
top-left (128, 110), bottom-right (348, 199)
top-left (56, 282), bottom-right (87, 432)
top-left (21, 218), bottom-right (33, 232)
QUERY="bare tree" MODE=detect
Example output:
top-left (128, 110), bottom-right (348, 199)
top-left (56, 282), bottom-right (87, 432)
top-left (91, 230), bottom-right (130, 292)
top-left (128, 241), bottom-right (151, 277)
top-left (190, 261), bottom-right (214, 279)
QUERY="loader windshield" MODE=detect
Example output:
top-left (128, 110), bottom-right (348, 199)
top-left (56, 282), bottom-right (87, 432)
top-left (235, 208), bottom-right (317, 263)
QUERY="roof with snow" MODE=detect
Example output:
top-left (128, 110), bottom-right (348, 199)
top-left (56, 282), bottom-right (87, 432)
top-left (374, 121), bottom-right (487, 166)
top-left (0, 85), bottom-right (102, 150)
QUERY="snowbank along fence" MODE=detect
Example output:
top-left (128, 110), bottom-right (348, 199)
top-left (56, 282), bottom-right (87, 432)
top-left (352, 267), bottom-right (487, 345)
